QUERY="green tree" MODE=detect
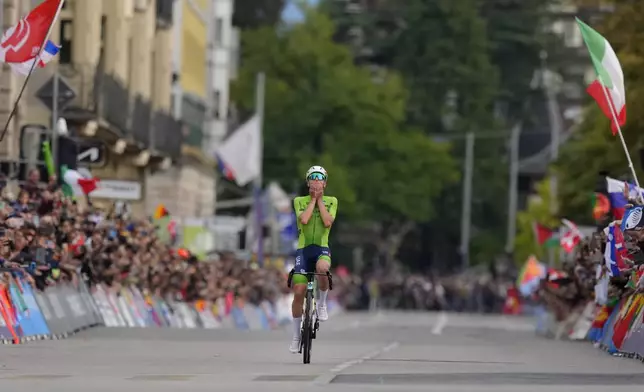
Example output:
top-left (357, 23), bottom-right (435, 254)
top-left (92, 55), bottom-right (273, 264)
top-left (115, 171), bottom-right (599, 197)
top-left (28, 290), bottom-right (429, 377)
top-left (514, 178), bottom-right (559, 264)
top-left (557, 1), bottom-right (644, 222)
top-left (233, 0), bottom-right (286, 29)
top-left (320, 0), bottom-right (403, 66)
top-left (323, 0), bottom-right (498, 131)
top-left (231, 10), bottom-right (459, 265)
top-left (325, 0), bottom-right (507, 265)
top-left (390, 0), bottom-right (498, 132)
top-left (481, 0), bottom-right (556, 119)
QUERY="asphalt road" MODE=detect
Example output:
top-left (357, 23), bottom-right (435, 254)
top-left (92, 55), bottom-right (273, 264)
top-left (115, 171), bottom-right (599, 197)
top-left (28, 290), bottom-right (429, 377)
top-left (0, 311), bottom-right (642, 392)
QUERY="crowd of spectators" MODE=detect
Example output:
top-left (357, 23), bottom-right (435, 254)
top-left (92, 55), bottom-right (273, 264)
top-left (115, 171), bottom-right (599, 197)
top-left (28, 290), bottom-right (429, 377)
top-left (536, 185), bottom-right (644, 338)
top-left (0, 169), bottom-right (524, 315)
top-left (0, 169), bottom-right (289, 309)
top-left (334, 263), bottom-right (515, 313)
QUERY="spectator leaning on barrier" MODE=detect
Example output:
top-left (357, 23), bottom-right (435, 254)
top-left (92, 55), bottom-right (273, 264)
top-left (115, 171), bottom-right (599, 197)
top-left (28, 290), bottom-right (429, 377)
top-left (534, 184), bottom-right (644, 341)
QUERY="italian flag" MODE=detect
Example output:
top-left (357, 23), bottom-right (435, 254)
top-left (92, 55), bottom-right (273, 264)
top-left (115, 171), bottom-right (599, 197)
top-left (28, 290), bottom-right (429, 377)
top-left (577, 18), bottom-right (626, 135)
top-left (61, 165), bottom-right (99, 197)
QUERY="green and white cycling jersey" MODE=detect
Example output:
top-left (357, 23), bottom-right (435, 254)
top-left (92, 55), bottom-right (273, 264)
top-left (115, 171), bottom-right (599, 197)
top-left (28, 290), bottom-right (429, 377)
top-left (293, 195), bottom-right (338, 249)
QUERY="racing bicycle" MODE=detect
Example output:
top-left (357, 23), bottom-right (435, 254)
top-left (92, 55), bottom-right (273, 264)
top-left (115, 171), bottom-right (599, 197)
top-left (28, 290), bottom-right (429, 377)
top-left (287, 269), bottom-right (333, 364)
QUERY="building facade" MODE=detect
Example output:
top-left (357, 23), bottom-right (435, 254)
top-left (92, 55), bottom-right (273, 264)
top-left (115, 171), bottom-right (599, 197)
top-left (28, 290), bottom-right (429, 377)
top-left (2, 0), bottom-right (180, 216)
top-left (0, 0), bottom-right (238, 218)
top-left (147, 0), bottom-right (238, 218)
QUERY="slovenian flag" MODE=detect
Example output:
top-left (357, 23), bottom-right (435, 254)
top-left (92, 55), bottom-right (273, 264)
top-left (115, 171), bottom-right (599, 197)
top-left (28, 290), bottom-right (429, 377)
top-left (603, 222), bottom-right (628, 277)
top-left (9, 40), bottom-right (60, 75)
top-left (606, 176), bottom-right (643, 219)
top-left (216, 154), bottom-right (235, 182)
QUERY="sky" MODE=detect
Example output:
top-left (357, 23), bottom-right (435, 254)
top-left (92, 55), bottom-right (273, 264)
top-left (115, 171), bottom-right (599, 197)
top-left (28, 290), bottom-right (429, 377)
top-left (282, 0), bottom-right (320, 23)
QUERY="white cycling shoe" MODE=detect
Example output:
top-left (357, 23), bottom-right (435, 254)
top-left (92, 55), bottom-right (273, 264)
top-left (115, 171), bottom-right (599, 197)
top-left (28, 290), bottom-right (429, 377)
top-left (289, 335), bottom-right (301, 353)
top-left (317, 304), bottom-right (329, 322)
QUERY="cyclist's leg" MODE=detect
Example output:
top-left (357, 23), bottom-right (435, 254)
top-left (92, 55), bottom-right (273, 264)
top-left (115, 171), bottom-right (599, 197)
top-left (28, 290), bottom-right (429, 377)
top-left (291, 248), bottom-right (309, 318)
top-left (290, 248), bottom-right (310, 352)
top-left (314, 246), bottom-right (332, 321)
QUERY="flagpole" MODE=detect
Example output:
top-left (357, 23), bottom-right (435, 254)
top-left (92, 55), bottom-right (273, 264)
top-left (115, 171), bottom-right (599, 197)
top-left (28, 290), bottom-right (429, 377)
top-left (0, 0), bottom-right (65, 142)
top-left (596, 74), bottom-right (643, 202)
top-left (254, 72), bottom-right (265, 267)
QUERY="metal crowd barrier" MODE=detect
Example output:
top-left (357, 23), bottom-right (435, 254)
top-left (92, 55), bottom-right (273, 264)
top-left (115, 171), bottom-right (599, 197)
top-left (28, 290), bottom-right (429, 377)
top-left (540, 295), bottom-right (644, 362)
top-left (0, 276), bottom-right (102, 343)
top-left (0, 279), bottom-right (343, 344)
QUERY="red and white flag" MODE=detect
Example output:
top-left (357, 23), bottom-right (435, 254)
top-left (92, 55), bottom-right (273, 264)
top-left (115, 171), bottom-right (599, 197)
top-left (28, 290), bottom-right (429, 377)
top-left (0, 0), bottom-right (64, 64)
top-left (560, 219), bottom-right (582, 253)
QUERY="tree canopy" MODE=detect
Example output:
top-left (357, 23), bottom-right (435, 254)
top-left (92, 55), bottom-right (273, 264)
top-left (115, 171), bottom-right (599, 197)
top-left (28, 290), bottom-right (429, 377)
top-left (514, 178), bottom-right (560, 264)
top-left (233, 0), bottom-right (286, 29)
top-left (320, 0), bottom-right (563, 266)
top-left (231, 10), bottom-right (459, 263)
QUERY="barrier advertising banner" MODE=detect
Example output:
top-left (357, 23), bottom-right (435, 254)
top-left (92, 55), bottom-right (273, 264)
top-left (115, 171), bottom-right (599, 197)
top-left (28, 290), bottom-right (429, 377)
top-left (0, 273), bottom-right (344, 344)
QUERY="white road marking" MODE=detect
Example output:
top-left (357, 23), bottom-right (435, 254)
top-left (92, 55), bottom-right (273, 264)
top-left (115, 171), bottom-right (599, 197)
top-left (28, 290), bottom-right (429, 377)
top-left (313, 341), bottom-right (400, 385)
top-left (431, 312), bottom-right (448, 335)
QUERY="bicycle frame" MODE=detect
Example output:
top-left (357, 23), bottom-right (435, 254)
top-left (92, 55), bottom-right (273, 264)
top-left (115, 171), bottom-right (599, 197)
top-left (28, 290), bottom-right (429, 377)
top-left (287, 269), bottom-right (333, 364)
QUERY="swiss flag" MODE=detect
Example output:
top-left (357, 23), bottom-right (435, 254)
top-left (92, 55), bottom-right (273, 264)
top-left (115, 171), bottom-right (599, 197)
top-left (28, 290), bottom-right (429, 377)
top-left (560, 219), bottom-right (582, 253)
top-left (0, 0), bottom-right (63, 64)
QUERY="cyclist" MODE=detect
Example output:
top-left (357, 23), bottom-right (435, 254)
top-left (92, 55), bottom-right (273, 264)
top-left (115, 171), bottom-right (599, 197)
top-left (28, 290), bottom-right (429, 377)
top-left (289, 165), bottom-right (338, 353)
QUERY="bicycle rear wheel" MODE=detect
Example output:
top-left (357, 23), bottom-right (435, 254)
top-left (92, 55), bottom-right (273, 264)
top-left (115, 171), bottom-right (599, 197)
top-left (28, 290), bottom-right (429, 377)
top-left (302, 290), bottom-right (313, 364)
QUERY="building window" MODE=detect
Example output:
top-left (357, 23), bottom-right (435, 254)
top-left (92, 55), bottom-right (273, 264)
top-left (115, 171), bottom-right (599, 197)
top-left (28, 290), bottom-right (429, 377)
top-left (59, 20), bottom-right (73, 64)
top-left (101, 16), bottom-right (107, 42)
top-left (215, 18), bottom-right (223, 46)
top-left (213, 90), bottom-right (221, 119)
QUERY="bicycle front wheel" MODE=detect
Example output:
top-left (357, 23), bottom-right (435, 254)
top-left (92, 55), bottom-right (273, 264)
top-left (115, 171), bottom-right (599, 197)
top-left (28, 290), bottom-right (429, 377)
top-left (302, 290), bottom-right (313, 364)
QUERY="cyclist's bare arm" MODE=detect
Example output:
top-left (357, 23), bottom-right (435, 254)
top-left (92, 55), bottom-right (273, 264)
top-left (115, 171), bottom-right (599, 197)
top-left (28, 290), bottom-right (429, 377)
top-left (298, 198), bottom-right (317, 225)
top-left (317, 198), bottom-right (334, 227)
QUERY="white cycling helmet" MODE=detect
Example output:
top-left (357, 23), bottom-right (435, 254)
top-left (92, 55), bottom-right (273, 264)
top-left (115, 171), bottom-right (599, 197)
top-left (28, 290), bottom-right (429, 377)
top-left (305, 165), bottom-right (327, 180)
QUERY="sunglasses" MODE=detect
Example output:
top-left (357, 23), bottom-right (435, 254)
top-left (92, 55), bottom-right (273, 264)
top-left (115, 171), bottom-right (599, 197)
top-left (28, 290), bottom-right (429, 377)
top-left (307, 173), bottom-right (327, 181)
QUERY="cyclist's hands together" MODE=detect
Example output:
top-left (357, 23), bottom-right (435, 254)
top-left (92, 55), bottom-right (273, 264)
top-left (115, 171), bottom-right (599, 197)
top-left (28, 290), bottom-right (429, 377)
top-left (309, 183), bottom-right (323, 199)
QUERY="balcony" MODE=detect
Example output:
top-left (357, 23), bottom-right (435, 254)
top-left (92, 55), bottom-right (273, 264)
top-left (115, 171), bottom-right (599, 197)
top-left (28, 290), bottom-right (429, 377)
top-left (59, 63), bottom-right (132, 137)
top-left (99, 73), bottom-right (131, 136)
top-left (152, 110), bottom-right (183, 158)
top-left (156, 0), bottom-right (174, 29)
top-left (59, 63), bottom-right (182, 159)
top-left (131, 95), bottom-right (152, 146)
top-left (181, 94), bottom-right (206, 147)
top-left (184, 125), bottom-right (204, 147)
